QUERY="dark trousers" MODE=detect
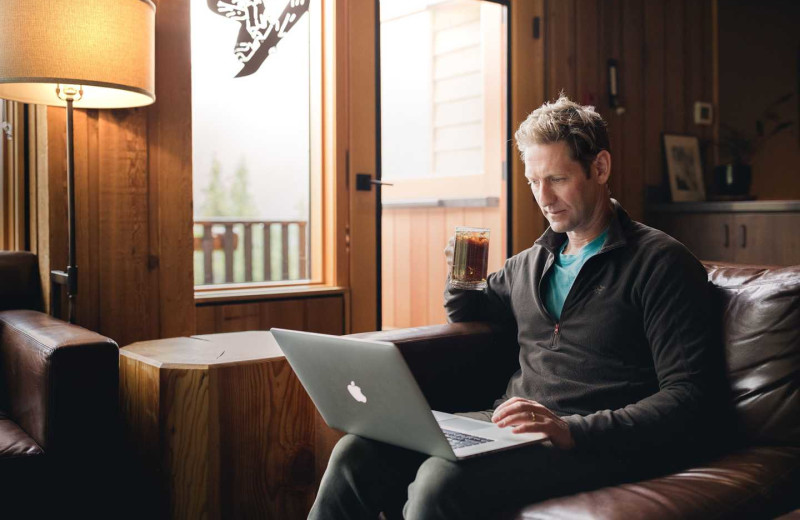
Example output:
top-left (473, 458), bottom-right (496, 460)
top-left (309, 426), bottom-right (653, 520)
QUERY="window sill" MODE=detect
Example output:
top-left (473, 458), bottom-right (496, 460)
top-left (195, 285), bottom-right (347, 305)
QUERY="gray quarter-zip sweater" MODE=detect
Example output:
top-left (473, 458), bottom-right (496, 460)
top-left (445, 200), bottom-right (722, 454)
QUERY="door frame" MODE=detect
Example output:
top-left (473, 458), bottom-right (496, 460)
top-left (347, 0), bottom-right (546, 333)
top-left (374, 0), bottom-right (513, 331)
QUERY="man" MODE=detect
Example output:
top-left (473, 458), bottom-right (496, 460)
top-left (309, 95), bottom-right (721, 519)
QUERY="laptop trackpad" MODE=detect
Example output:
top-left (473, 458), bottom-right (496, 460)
top-left (437, 416), bottom-right (492, 432)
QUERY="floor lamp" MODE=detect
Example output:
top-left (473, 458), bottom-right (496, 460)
top-left (0, 0), bottom-right (156, 323)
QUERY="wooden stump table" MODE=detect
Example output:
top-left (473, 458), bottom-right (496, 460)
top-left (120, 331), bottom-right (317, 519)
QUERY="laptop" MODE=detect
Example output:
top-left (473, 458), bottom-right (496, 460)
top-left (271, 328), bottom-right (547, 461)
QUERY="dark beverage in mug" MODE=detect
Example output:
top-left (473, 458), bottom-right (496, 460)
top-left (450, 227), bottom-right (490, 290)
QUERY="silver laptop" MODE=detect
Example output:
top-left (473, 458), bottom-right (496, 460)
top-left (271, 328), bottom-right (547, 461)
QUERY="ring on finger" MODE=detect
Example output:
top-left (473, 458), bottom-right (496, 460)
top-left (529, 411), bottom-right (536, 423)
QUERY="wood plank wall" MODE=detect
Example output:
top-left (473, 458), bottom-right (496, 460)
top-left (195, 296), bottom-right (345, 336)
top-left (35, 0), bottom-right (196, 347)
top-left (544, 0), bottom-right (714, 222)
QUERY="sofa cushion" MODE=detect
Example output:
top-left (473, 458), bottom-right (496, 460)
top-left (513, 446), bottom-right (800, 520)
top-left (705, 264), bottom-right (800, 446)
top-left (0, 410), bottom-right (43, 459)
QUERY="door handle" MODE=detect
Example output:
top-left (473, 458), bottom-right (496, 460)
top-left (740, 224), bottom-right (747, 248)
top-left (723, 224), bottom-right (729, 248)
top-left (356, 173), bottom-right (394, 191)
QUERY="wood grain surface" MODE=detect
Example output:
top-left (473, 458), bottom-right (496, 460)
top-left (195, 295), bottom-right (345, 336)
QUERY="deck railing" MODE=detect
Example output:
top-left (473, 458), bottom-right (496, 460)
top-left (193, 218), bottom-right (308, 285)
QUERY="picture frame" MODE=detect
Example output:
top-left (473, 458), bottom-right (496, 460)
top-left (662, 134), bottom-right (706, 202)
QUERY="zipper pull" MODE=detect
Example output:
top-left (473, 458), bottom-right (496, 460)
top-left (551, 323), bottom-right (560, 348)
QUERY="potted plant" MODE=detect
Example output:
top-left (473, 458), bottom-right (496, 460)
top-left (713, 92), bottom-right (794, 198)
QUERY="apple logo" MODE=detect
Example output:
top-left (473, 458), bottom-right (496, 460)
top-left (347, 381), bottom-right (367, 403)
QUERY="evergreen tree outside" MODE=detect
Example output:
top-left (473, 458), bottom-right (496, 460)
top-left (230, 159), bottom-right (258, 217)
top-left (198, 156), bottom-right (231, 217)
top-left (194, 155), bottom-right (302, 285)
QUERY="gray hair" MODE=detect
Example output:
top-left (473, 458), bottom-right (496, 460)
top-left (515, 94), bottom-right (610, 177)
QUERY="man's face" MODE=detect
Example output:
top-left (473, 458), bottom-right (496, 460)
top-left (524, 141), bottom-right (605, 234)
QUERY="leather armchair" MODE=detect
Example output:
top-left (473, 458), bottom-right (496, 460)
top-left (0, 252), bottom-right (119, 511)
top-left (353, 262), bottom-right (800, 519)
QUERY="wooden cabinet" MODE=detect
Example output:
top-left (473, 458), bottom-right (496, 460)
top-left (646, 202), bottom-right (800, 266)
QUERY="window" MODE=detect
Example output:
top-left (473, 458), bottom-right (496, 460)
top-left (190, 0), bottom-right (322, 288)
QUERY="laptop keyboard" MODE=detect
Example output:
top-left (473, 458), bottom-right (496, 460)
top-left (442, 429), bottom-right (494, 450)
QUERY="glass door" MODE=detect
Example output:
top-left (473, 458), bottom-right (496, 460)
top-left (377, 0), bottom-right (510, 330)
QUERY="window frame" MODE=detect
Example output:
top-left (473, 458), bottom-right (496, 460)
top-left (190, 0), bottom-right (333, 298)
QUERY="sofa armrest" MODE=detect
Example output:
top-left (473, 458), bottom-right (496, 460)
top-left (0, 310), bottom-right (119, 454)
top-left (350, 322), bottom-right (518, 412)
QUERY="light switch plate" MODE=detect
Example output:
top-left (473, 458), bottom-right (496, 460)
top-left (694, 102), bottom-right (713, 125)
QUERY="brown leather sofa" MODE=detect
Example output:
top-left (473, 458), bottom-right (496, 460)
top-left (0, 251), bottom-right (119, 513)
top-left (354, 262), bottom-right (800, 519)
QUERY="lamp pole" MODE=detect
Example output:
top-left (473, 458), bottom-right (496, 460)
top-left (50, 86), bottom-right (80, 324)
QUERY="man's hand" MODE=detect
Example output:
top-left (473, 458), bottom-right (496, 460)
top-left (444, 235), bottom-right (455, 271)
top-left (492, 397), bottom-right (576, 450)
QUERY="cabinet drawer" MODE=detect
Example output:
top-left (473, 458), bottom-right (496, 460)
top-left (647, 213), bottom-right (735, 263)
top-left (732, 213), bottom-right (800, 265)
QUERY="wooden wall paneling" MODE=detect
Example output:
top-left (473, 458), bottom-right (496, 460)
top-left (643, 0), bottom-right (666, 190)
top-left (32, 106), bottom-right (51, 307)
top-left (86, 111), bottom-right (101, 332)
top-left (599, 0), bottom-right (625, 204)
top-left (195, 296), bottom-right (346, 336)
top-left (47, 107), bottom-right (69, 314)
top-left (305, 296), bottom-right (345, 334)
top-left (75, 109), bottom-right (101, 331)
top-left (1, 102), bottom-right (26, 250)
top-left (620, 0), bottom-right (645, 221)
top-left (27, 106), bottom-right (38, 254)
top-left (261, 299), bottom-right (306, 331)
top-left (36, 0), bottom-right (194, 344)
top-left (663, 0), bottom-right (687, 134)
top-left (347, 0), bottom-right (378, 333)
top-left (151, 0), bottom-right (196, 339)
top-left (427, 207), bottom-right (447, 325)
top-left (710, 0), bottom-right (719, 167)
top-left (409, 210), bottom-right (429, 327)
top-left (686, 0), bottom-right (713, 185)
top-left (575, 0), bottom-right (601, 108)
top-left (393, 210), bottom-right (412, 328)
top-left (382, 209), bottom-right (396, 329)
top-left (195, 305), bottom-right (218, 335)
top-left (218, 302), bottom-right (261, 333)
top-left (510, 0), bottom-right (546, 255)
top-left (97, 110), bottom-right (156, 347)
top-left (547, 0), bottom-right (577, 99)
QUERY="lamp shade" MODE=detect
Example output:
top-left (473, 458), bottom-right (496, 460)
top-left (0, 0), bottom-right (156, 109)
